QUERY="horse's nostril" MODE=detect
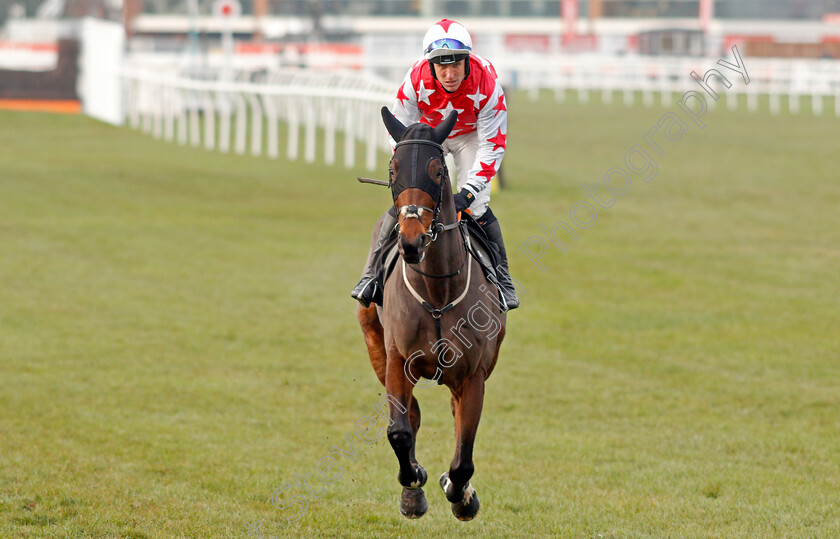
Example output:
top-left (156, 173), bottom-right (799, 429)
top-left (400, 235), bottom-right (425, 263)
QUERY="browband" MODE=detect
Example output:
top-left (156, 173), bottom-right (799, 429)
top-left (394, 139), bottom-right (444, 152)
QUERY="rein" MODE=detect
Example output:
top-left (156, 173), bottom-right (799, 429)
top-left (408, 257), bottom-right (463, 278)
top-left (407, 221), bottom-right (466, 278)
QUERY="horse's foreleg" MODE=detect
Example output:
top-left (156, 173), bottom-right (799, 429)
top-left (408, 395), bottom-right (421, 465)
top-left (385, 350), bottom-right (428, 518)
top-left (440, 371), bottom-right (485, 521)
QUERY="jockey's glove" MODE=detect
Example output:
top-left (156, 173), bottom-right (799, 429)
top-left (453, 188), bottom-right (475, 213)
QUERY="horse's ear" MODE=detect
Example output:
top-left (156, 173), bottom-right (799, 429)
top-left (381, 107), bottom-right (407, 142)
top-left (433, 111), bottom-right (458, 144)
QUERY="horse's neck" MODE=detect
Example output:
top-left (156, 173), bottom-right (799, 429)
top-left (408, 192), bottom-right (468, 306)
top-left (421, 218), bottom-right (463, 271)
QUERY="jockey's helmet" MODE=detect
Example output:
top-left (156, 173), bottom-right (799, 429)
top-left (422, 19), bottom-right (472, 65)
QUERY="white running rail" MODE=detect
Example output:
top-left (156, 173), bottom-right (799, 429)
top-left (495, 54), bottom-right (840, 117)
top-left (122, 67), bottom-right (395, 170)
top-left (120, 55), bottom-right (840, 175)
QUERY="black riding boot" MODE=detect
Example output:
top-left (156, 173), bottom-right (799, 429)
top-left (479, 211), bottom-right (520, 311)
top-left (351, 210), bottom-right (398, 307)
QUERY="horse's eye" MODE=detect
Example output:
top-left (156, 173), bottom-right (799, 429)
top-left (436, 169), bottom-right (443, 177)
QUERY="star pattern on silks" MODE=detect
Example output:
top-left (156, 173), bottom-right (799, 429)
top-left (417, 79), bottom-right (434, 106)
top-left (438, 100), bottom-right (464, 120)
top-left (477, 160), bottom-right (497, 180)
top-left (493, 94), bottom-right (507, 114)
top-left (488, 127), bottom-right (506, 151)
top-left (396, 82), bottom-right (410, 104)
top-left (466, 90), bottom-right (487, 110)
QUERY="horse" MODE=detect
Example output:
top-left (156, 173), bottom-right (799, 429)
top-left (356, 107), bottom-right (506, 521)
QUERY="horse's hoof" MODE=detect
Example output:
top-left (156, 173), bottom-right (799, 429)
top-left (399, 487), bottom-right (429, 519)
top-left (450, 486), bottom-right (480, 521)
top-left (439, 473), bottom-right (480, 521)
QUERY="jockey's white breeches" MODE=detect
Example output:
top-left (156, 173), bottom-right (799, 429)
top-left (442, 131), bottom-right (490, 219)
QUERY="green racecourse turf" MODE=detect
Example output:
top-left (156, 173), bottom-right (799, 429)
top-left (1, 91), bottom-right (838, 538)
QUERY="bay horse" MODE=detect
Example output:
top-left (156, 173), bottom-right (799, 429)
top-left (356, 107), bottom-right (506, 521)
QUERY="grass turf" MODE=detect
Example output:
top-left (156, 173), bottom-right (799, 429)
top-left (1, 92), bottom-right (838, 537)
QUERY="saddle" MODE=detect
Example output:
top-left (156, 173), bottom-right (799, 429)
top-left (378, 214), bottom-right (505, 312)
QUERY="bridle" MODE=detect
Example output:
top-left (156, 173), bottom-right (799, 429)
top-left (390, 138), bottom-right (462, 254)
top-left (389, 137), bottom-right (473, 343)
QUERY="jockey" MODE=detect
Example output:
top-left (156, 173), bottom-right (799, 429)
top-left (351, 18), bottom-right (519, 311)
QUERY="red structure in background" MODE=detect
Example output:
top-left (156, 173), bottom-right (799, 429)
top-left (699, 0), bottom-right (713, 33)
top-left (562, 0), bottom-right (578, 41)
top-left (123, 0), bottom-right (143, 38)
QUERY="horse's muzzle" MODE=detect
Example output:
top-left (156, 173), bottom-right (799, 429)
top-left (398, 230), bottom-right (429, 264)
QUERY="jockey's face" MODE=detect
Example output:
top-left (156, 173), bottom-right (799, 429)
top-left (433, 60), bottom-right (466, 93)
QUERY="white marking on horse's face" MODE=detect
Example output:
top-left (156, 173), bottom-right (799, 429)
top-left (400, 206), bottom-right (426, 220)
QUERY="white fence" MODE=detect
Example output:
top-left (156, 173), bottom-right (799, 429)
top-left (122, 67), bottom-right (394, 170)
top-left (120, 53), bottom-right (840, 173)
top-left (493, 54), bottom-right (840, 116)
